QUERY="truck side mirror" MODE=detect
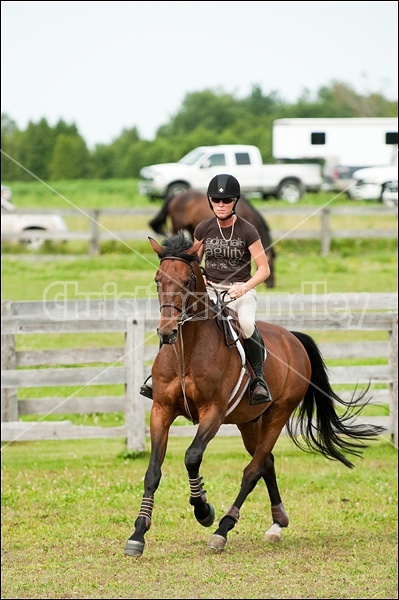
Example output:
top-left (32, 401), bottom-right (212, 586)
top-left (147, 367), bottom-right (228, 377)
top-left (201, 159), bottom-right (211, 169)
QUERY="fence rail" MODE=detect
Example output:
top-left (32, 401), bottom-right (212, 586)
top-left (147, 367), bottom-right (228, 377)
top-left (1, 294), bottom-right (397, 449)
top-left (2, 206), bottom-right (397, 255)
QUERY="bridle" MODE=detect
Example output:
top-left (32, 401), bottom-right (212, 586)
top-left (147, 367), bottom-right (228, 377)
top-left (158, 256), bottom-right (199, 323)
top-left (157, 255), bottom-right (202, 423)
top-left (157, 255), bottom-right (236, 326)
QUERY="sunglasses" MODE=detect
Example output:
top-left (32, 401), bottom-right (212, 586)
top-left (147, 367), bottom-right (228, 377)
top-left (210, 197), bottom-right (235, 205)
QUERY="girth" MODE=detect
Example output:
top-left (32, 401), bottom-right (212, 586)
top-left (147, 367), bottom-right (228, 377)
top-left (215, 304), bottom-right (244, 348)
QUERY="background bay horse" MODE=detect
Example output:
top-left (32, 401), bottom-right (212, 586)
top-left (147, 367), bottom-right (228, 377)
top-left (149, 189), bottom-right (277, 288)
top-left (124, 233), bottom-right (383, 557)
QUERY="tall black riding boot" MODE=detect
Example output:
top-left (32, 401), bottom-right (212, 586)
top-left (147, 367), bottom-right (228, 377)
top-left (243, 328), bottom-right (272, 405)
top-left (139, 341), bottom-right (164, 400)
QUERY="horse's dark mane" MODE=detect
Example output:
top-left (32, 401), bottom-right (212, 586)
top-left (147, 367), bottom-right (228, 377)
top-left (159, 231), bottom-right (199, 262)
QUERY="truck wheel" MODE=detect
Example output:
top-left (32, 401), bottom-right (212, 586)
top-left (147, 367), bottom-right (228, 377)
top-left (166, 182), bottom-right (189, 201)
top-left (277, 179), bottom-right (304, 203)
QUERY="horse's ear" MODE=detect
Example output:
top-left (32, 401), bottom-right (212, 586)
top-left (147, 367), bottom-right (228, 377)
top-left (148, 237), bottom-right (163, 256)
top-left (188, 238), bottom-right (203, 256)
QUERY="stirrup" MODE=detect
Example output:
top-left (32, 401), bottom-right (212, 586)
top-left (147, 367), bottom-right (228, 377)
top-left (249, 379), bottom-right (272, 405)
top-left (139, 376), bottom-right (153, 400)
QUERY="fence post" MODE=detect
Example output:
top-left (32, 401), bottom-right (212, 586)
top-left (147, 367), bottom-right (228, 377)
top-left (89, 209), bottom-right (100, 256)
top-left (389, 312), bottom-right (398, 449)
top-left (321, 208), bottom-right (331, 256)
top-left (124, 318), bottom-right (146, 452)
top-left (1, 301), bottom-right (18, 421)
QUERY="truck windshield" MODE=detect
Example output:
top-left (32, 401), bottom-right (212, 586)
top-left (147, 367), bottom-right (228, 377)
top-left (179, 148), bottom-right (206, 166)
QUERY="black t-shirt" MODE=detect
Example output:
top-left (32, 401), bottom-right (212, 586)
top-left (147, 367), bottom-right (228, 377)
top-left (194, 216), bottom-right (260, 284)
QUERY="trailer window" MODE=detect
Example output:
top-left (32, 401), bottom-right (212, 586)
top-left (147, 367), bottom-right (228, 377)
top-left (385, 132), bottom-right (398, 145)
top-left (311, 132), bottom-right (326, 145)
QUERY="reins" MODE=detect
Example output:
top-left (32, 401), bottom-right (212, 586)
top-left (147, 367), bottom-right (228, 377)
top-left (158, 256), bottom-right (234, 324)
top-left (157, 255), bottom-right (238, 424)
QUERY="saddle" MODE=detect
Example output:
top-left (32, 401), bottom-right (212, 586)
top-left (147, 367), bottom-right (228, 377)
top-left (214, 293), bottom-right (266, 383)
top-left (215, 303), bottom-right (244, 349)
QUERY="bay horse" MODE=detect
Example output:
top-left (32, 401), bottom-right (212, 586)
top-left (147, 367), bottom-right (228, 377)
top-left (124, 232), bottom-right (383, 557)
top-left (149, 190), bottom-right (277, 288)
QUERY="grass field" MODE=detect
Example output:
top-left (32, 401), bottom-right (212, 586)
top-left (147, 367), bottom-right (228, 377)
top-left (0, 178), bottom-right (374, 209)
top-left (1, 180), bottom-right (398, 598)
top-left (1, 435), bottom-right (397, 599)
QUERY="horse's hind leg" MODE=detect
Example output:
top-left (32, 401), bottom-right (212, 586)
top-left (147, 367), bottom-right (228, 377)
top-left (208, 421), bottom-right (263, 551)
top-left (261, 453), bottom-right (289, 542)
top-left (208, 420), bottom-right (289, 551)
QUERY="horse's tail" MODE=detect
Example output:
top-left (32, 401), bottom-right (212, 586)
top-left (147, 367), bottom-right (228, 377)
top-left (148, 196), bottom-right (174, 235)
top-left (287, 331), bottom-right (385, 468)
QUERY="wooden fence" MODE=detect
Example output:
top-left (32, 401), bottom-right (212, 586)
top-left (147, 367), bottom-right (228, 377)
top-left (1, 294), bottom-right (397, 449)
top-left (1, 205), bottom-right (398, 255)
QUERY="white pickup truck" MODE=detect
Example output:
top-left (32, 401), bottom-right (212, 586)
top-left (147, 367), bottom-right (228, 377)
top-left (139, 144), bottom-right (323, 203)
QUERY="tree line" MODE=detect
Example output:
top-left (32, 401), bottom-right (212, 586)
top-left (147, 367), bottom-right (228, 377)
top-left (1, 80), bottom-right (397, 182)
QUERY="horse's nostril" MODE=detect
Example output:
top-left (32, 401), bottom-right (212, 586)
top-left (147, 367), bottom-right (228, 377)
top-left (157, 329), bottom-right (178, 345)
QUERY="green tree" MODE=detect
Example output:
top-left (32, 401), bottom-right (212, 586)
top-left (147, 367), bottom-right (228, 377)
top-left (162, 89), bottom-right (248, 136)
top-left (91, 143), bottom-right (117, 179)
top-left (2, 80), bottom-right (397, 181)
top-left (48, 134), bottom-right (91, 180)
top-left (15, 118), bottom-right (55, 181)
top-left (1, 114), bottom-right (23, 180)
top-left (1, 113), bottom-right (18, 136)
top-left (242, 84), bottom-right (284, 116)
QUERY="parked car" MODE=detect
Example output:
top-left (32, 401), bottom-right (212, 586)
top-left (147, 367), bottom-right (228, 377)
top-left (1, 185), bottom-right (68, 250)
top-left (381, 178), bottom-right (398, 208)
top-left (348, 164), bottom-right (398, 205)
top-left (324, 165), bottom-right (370, 195)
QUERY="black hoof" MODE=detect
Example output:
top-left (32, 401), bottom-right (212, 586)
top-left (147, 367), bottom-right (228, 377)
top-left (196, 503), bottom-right (215, 527)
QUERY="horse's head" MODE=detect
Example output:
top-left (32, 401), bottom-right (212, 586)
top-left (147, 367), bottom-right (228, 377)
top-left (149, 232), bottom-right (204, 345)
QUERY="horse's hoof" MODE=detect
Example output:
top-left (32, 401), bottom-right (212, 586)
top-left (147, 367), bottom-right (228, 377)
top-left (207, 534), bottom-right (227, 552)
top-left (265, 523), bottom-right (282, 543)
top-left (197, 503), bottom-right (215, 527)
top-left (124, 539), bottom-right (145, 557)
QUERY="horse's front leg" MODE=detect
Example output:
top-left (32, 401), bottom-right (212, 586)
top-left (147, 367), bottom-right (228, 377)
top-left (124, 405), bottom-right (172, 558)
top-left (185, 409), bottom-right (223, 528)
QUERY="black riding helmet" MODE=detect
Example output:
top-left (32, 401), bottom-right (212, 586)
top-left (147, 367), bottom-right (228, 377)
top-left (207, 174), bottom-right (240, 220)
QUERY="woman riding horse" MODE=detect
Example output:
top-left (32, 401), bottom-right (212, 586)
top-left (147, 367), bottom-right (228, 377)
top-left (141, 173), bottom-right (272, 405)
top-left (125, 230), bottom-right (384, 557)
top-left (148, 189), bottom-right (277, 288)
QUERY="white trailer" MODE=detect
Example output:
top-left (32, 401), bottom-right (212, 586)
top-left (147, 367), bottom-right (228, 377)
top-left (272, 118), bottom-right (398, 176)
